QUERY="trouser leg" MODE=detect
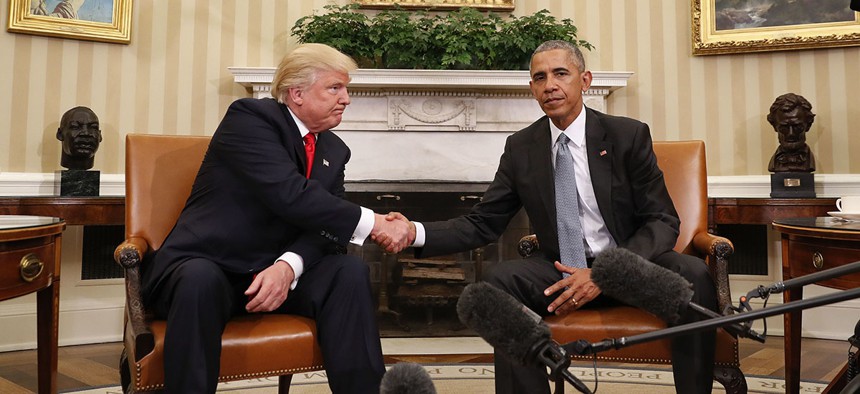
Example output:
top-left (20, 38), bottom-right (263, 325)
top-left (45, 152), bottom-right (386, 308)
top-left (654, 251), bottom-right (718, 394)
top-left (482, 257), bottom-right (561, 394)
top-left (280, 254), bottom-right (385, 394)
top-left (148, 258), bottom-right (241, 394)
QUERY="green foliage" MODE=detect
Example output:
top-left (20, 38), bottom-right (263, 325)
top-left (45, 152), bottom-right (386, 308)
top-left (291, 5), bottom-right (593, 70)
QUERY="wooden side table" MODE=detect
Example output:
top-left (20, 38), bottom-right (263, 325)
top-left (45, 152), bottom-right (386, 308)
top-left (772, 217), bottom-right (860, 394)
top-left (0, 216), bottom-right (65, 394)
top-left (0, 196), bottom-right (124, 225)
top-left (708, 197), bottom-right (837, 229)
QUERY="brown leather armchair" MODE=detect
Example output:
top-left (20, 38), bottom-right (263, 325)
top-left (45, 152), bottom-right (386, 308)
top-left (114, 134), bottom-right (324, 393)
top-left (518, 140), bottom-right (746, 393)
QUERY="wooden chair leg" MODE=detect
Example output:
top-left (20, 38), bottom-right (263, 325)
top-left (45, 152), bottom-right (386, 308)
top-left (714, 366), bottom-right (748, 394)
top-left (278, 375), bottom-right (293, 394)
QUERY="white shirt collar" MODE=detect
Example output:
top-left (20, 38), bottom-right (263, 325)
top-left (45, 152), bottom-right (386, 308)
top-left (549, 106), bottom-right (587, 147)
top-left (286, 106), bottom-right (311, 139)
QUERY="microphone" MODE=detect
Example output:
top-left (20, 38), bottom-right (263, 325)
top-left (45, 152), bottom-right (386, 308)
top-left (591, 248), bottom-right (692, 324)
top-left (380, 362), bottom-right (437, 394)
top-left (591, 248), bottom-right (765, 342)
top-left (457, 282), bottom-right (592, 394)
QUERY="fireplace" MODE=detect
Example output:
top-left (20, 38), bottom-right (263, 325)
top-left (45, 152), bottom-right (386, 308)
top-left (231, 67), bottom-right (632, 336)
top-left (345, 181), bottom-right (530, 336)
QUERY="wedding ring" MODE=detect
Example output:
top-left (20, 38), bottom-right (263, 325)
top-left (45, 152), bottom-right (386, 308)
top-left (571, 297), bottom-right (578, 306)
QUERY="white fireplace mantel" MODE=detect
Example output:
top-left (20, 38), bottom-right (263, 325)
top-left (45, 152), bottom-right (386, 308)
top-left (229, 67), bottom-right (632, 182)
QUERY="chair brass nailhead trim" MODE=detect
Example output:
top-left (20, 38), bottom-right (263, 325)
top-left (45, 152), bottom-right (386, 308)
top-left (219, 364), bottom-right (326, 381)
top-left (567, 340), bottom-right (740, 368)
top-left (134, 362), bottom-right (325, 392)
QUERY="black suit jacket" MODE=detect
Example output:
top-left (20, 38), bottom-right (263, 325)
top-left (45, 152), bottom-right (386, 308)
top-left (143, 97), bottom-right (361, 298)
top-left (418, 107), bottom-right (680, 262)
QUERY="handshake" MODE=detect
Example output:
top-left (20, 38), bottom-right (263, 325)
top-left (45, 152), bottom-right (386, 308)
top-left (371, 212), bottom-right (415, 254)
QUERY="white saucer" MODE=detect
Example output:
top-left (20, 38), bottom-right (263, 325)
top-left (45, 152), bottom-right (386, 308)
top-left (828, 211), bottom-right (860, 221)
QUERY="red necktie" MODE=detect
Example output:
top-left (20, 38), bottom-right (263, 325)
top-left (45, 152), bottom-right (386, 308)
top-left (303, 133), bottom-right (316, 178)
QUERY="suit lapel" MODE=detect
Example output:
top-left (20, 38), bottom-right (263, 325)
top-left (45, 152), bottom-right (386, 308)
top-left (310, 132), bottom-right (329, 181)
top-left (277, 103), bottom-right (313, 177)
top-left (527, 117), bottom-right (557, 231)
top-left (584, 108), bottom-right (617, 238)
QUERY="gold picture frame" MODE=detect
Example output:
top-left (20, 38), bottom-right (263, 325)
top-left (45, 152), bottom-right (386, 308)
top-left (354, 0), bottom-right (514, 11)
top-left (7, 0), bottom-right (133, 44)
top-left (692, 0), bottom-right (860, 55)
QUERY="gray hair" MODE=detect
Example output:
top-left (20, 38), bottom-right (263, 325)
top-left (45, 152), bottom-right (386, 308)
top-left (531, 40), bottom-right (586, 73)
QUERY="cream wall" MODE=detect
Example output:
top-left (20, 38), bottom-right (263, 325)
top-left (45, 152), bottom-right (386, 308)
top-left (1, 0), bottom-right (859, 176)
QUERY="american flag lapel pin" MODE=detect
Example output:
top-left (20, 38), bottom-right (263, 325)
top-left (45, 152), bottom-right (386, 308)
top-left (599, 150), bottom-right (607, 156)
top-left (323, 159), bottom-right (330, 167)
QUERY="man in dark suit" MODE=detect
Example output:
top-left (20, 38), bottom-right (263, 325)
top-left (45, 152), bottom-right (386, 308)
top-left (384, 40), bottom-right (717, 393)
top-left (142, 43), bottom-right (411, 394)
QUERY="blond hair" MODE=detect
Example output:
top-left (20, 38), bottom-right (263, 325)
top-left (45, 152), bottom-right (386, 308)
top-left (270, 43), bottom-right (358, 103)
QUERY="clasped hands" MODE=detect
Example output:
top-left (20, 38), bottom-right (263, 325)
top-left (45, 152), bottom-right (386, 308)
top-left (371, 211), bottom-right (415, 253)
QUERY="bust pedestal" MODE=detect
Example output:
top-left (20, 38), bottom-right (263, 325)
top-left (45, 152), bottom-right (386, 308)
top-left (57, 170), bottom-right (100, 196)
top-left (770, 172), bottom-right (815, 198)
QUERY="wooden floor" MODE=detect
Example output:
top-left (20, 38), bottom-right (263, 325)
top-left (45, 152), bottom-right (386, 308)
top-left (0, 336), bottom-right (849, 393)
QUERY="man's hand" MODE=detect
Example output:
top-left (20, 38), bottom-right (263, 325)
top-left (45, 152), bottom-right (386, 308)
top-left (371, 212), bottom-right (412, 253)
top-left (244, 260), bottom-right (294, 313)
top-left (385, 211), bottom-right (415, 244)
top-left (543, 262), bottom-right (601, 316)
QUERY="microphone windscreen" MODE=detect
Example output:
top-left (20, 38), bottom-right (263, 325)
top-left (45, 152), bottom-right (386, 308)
top-left (591, 248), bottom-right (693, 324)
top-left (380, 362), bottom-right (437, 394)
top-left (456, 282), bottom-right (551, 366)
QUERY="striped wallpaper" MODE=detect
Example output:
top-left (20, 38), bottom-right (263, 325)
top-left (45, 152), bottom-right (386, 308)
top-left (1, 0), bottom-right (858, 176)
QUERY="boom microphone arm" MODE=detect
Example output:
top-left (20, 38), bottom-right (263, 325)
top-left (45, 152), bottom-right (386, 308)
top-left (567, 287), bottom-right (860, 355)
top-left (744, 260), bottom-right (860, 300)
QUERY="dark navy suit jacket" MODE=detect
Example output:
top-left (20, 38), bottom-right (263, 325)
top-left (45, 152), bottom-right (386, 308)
top-left (143, 97), bottom-right (361, 299)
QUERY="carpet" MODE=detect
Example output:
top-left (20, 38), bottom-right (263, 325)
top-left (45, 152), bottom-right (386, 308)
top-left (69, 364), bottom-right (827, 393)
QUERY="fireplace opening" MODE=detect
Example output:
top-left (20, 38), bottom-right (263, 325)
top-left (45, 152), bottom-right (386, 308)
top-left (346, 182), bottom-right (530, 337)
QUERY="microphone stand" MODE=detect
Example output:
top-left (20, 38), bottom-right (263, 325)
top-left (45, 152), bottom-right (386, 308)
top-left (531, 340), bottom-right (592, 394)
top-left (565, 287), bottom-right (860, 355)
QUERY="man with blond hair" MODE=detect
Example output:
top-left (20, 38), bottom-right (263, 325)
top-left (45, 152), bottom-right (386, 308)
top-left (142, 43), bottom-right (410, 393)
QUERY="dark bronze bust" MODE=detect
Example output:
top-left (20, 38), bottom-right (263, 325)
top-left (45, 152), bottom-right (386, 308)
top-left (56, 106), bottom-right (102, 170)
top-left (767, 93), bottom-right (815, 173)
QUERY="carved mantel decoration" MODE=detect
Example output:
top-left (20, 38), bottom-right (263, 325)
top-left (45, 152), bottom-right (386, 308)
top-left (230, 68), bottom-right (631, 131)
top-left (229, 67), bottom-right (632, 182)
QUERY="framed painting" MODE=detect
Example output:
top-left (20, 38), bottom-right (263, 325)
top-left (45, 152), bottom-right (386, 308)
top-left (354, 0), bottom-right (515, 11)
top-left (7, 0), bottom-right (133, 44)
top-left (692, 0), bottom-right (860, 55)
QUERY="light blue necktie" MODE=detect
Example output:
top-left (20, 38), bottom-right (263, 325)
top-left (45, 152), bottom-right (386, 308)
top-left (555, 133), bottom-right (588, 275)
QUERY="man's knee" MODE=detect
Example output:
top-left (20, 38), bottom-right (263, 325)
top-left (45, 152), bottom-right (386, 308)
top-left (482, 260), bottom-right (517, 287)
top-left (331, 255), bottom-right (371, 285)
top-left (169, 260), bottom-right (232, 302)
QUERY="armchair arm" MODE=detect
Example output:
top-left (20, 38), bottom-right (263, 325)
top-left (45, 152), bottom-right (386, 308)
top-left (113, 237), bottom-right (155, 360)
top-left (692, 231), bottom-right (735, 313)
top-left (517, 234), bottom-right (540, 257)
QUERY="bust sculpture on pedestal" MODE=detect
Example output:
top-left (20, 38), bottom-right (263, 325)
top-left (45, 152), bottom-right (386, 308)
top-left (56, 106), bottom-right (102, 196)
top-left (767, 93), bottom-right (816, 198)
